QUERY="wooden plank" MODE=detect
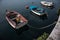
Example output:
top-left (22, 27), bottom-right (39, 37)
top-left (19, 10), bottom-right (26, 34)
top-left (47, 16), bottom-right (60, 40)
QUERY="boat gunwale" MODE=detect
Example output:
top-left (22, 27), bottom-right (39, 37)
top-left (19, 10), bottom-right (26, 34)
top-left (6, 11), bottom-right (28, 29)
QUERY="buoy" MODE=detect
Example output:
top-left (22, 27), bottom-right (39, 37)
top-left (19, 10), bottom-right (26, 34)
top-left (25, 5), bottom-right (29, 9)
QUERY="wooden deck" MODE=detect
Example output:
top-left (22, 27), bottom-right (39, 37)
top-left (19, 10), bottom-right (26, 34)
top-left (47, 15), bottom-right (60, 40)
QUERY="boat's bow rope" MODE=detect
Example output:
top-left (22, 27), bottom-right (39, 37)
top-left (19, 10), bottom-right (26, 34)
top-left (27, 21), bottom-right (57, 29)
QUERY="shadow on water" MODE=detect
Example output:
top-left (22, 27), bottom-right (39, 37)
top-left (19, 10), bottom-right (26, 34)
top-left (47, 6), bottom-right (55, 9)
top-left (39, 14), bottom-right (48, 20)
top-left (30, 11), bottom-right (48, 20)
top-left (13, 25), bottom-right (29, 35)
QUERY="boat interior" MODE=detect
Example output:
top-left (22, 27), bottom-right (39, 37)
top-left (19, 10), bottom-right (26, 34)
top-left (6, 11), bottom-right (28, 27)
top-left (33, 8), bottom-right (44, 13)
top-left (7, 12), bottom-right (23, 25)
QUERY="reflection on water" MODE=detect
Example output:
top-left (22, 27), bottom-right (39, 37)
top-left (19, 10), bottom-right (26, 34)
top-left (14, 25), bottom-right (29, 35)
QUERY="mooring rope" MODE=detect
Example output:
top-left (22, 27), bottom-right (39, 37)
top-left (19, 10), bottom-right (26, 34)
top-left (27, 21), bottom-right (57, 29)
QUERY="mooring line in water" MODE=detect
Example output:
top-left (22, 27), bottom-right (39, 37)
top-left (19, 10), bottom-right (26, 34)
top-left (27, 21), bottom-right (57, 29)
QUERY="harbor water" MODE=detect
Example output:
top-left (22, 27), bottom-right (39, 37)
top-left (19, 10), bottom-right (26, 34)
top-left (0, 0), bottom-right (60, 40)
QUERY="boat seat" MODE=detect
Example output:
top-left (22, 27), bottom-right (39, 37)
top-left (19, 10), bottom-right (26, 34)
top-left (13, 19), bottom-right (21, 25)
top-left (11, 17), bottom-right (16, 20)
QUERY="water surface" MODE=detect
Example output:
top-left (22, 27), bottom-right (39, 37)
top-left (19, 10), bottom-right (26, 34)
top-left (0, 0), bottom-right (60, 40)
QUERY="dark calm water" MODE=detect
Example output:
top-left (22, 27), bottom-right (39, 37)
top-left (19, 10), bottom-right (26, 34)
top-left (0, 0), bottom-right (60, 40)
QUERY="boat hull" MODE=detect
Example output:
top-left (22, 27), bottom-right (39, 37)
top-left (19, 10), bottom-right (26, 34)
top-left (6, 11), bottom-right (28, 29)
top-left (31, 10), bottom-right (47, 16)
top-left (40, 1), bottom-right (53, 7)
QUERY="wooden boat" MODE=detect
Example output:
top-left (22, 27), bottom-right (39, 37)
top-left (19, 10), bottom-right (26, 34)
top-left (29, 6), bottom-right (47, 16)
top-left (40, 1), bottom-right (54, 7)
top-left (6, 11), bottom-right (28, 29)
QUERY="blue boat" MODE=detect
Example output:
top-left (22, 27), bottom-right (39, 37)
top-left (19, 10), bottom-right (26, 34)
top-left (29, 6), bottom-right (47, 16)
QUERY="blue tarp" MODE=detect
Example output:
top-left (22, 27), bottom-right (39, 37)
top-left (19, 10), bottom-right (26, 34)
top-left (29, 6), bottom-right (45, 14)
top-left (29, 6), bottom-right (37, 10)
